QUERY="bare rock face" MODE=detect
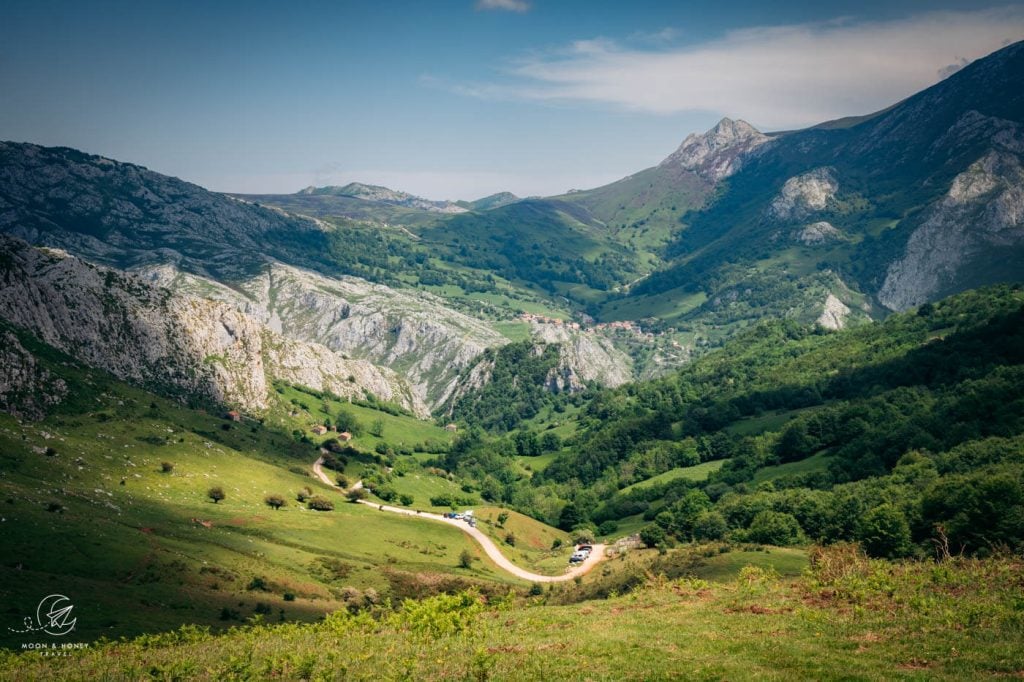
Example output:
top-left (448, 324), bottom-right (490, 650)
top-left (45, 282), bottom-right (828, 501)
top-left (879, 149), bottom-right (1024, 311)
top-left (530, 323), bottom-right (633, 390)
top-left (136, 261), bottom-right (506, 410)
top-left (768, 168), bottom-right (838, 221)
top-left (798, 221), bottom-right (843, 245)
top-left (0, 331), bottom-right (67, 420)
top-left (0, 237), bottom-right (424, 415)
top-left (660, 118), bottom-right (771, 182)
top-left (816, 294), bottom-right (851, 330)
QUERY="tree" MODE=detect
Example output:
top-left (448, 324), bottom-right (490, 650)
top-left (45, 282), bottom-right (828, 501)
top-left (693, 511), bottom-right (728, 541)
top-left (459, 549), bottom-right (473, 569)
top-left (504, 532), bottom-right (516, 546)
top-left (370, 418), bottom-right (384, 438)
top-left (747, 510), bottom-right (802, 546)
top-left (497, 511), bottom-right (510, 528)
top-left (856, 504), bottom-right (912, 558)
top-left (558, 502), bottom-right (584, 531)
top-left (335, 408), bottom-right (363, 436)
top-left (207, 486), bottom-right (225, 504)
top-left (597, 520), bottom-right (619, 536)
top-left (640, 524), bottom-right (666, 548)
top-left (346, 487), bottom-right (368, 503)
top-left (540, 432), bottom-right (562, 452)
top-left (264, 494), bottom-right (286, 510)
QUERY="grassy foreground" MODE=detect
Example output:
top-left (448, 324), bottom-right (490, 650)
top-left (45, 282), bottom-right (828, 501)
top-left (4, 547), bottom-right (1022, 681)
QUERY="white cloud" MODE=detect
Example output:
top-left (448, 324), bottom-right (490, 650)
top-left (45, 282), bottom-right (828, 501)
top-left (476, 0), bottom-right (530, 12)
top-left (454, 7), bottom-right (1024, 129)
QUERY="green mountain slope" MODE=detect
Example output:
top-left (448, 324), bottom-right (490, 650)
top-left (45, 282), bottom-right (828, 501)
top-left (0, 325), bottom-right (554, 647)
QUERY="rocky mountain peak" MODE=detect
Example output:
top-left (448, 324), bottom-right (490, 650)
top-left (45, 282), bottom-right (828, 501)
top-left (660, 117), bottom-right (771, 182)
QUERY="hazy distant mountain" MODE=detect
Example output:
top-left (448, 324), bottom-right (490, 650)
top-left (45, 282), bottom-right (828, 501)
top-left (298, 182), bottom-right (468, 214)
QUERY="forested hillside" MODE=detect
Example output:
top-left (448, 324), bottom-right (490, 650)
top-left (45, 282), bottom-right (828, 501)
top-left (439, 286), bottom-right (1024, 557)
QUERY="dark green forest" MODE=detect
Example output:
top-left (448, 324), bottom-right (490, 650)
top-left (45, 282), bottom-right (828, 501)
top-left (438, 285), bottom-right (1024, 558)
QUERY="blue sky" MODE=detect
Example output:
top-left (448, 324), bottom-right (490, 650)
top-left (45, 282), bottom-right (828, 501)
top-left (2, 1), bottom-right (1022, 199)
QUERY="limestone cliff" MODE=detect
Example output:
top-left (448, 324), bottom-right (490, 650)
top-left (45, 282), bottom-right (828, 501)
top-left (0, 236), bottom-right (424, 416)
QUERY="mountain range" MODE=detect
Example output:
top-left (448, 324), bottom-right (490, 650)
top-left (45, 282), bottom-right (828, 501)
top-left (1, 40), bottom-right (1023, 421)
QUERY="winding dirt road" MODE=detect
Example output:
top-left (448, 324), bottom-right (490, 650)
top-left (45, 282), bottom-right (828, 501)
top-left (313, 457), bottom-right (604, 582)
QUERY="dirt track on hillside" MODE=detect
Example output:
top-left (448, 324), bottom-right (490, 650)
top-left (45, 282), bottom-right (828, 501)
top-left (313, 456), bottom-right (605, 582)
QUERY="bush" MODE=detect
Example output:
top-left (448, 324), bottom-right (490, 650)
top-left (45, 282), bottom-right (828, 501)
top-left (504, 532), bottom-right (516, 547)
top-left (307, 496), bottom-right (335, 511)
top-left (746, 510), bottom-right (802, 546)
top-left (346, 488), bottom-right (368, 503)
top-left (160, 462), bottom-right (174, 473)
top-left (247, 576), bottom-right (268, 591)
top-left (856, 504), bottom-right (912, 558)
top-left (528, 583), bottom-right (544, 596)
top-left (640, 525), bottom-right (666, 548)
top-left (264, 494), bottom-right (286, 510)
top-left (399, 494), bottom-right (414, 506)
top-left (459, 549), bottom-right (473, 569)
top-left (207, 486), bottom-right (225, 504)
top-left (375, 486), bottom-right (398, 503)
top-left (693, 511), bottom-right (728, 541)
top-left (430, 494), bottom-right (455, 508)
top-left (283, 592), bottom-right (296, 602)
top-left (597, 520), bottom-right (619, 536)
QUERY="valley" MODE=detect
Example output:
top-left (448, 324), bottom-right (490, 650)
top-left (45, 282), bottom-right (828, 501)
top-left (1, 28), bottom-right (1023, 682)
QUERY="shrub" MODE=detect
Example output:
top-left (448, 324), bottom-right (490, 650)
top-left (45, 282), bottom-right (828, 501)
top-left (346, 487), bottom-right (368, 502)
top-left (528, 583), bottom-right (544, 596)
top-left (160, 462), bottom-right (174, 473)
top-left (459, 549), bottom-right (473, 569)
top-left (336, 475), bottom-right (349, 488)
top-left (551, 538), bottom-right (564, 550)
top-left (307, 496), bottom-right (335, 511)
top-left (504, 532), bottom-right (516, 547)
top-left (693, 511), bottom-right (728, 541)
top-left (207, 486), bottom-right (225, 504)
top-left (247, 577), bottom-right (268, 591)
top-left (283, 592), bottom-right (296, 602)
top-left (297, 486), bottom-right (313, 503)
top-left (264, 494), bottom-right (286, 510)
top-left (640, 525), bottom-right (666, 548)
top-left (746, 510), bottom-right (802, 546)
top-left (497, 511), bottom-right (509, 527)
top-left (597, 520), bottom-right (619, 536)
top-left (375, 486), bottom-right (398, 503)
top-left (399, 494), bottom-right (414, 506)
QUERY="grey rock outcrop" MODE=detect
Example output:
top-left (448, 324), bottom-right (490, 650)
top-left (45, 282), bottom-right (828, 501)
top-left (0, 331), bottom-right (68, 420)
top-left (879, 149), bottom-right (1024, 311)
top-left (136, 261), bottom-right (506, 409)
top-left (660, 118), bottom-right (771, 182)
top-left (0, 237), bottom-right (424, 415)
top-left (798, 221), bottom-right (843, 245)
top-left (768, 168), bottom-right (838, 221)
top-left (530, 323), bottom-right (632, 391)
top-left (816, 294), bottom-right (851, 330)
